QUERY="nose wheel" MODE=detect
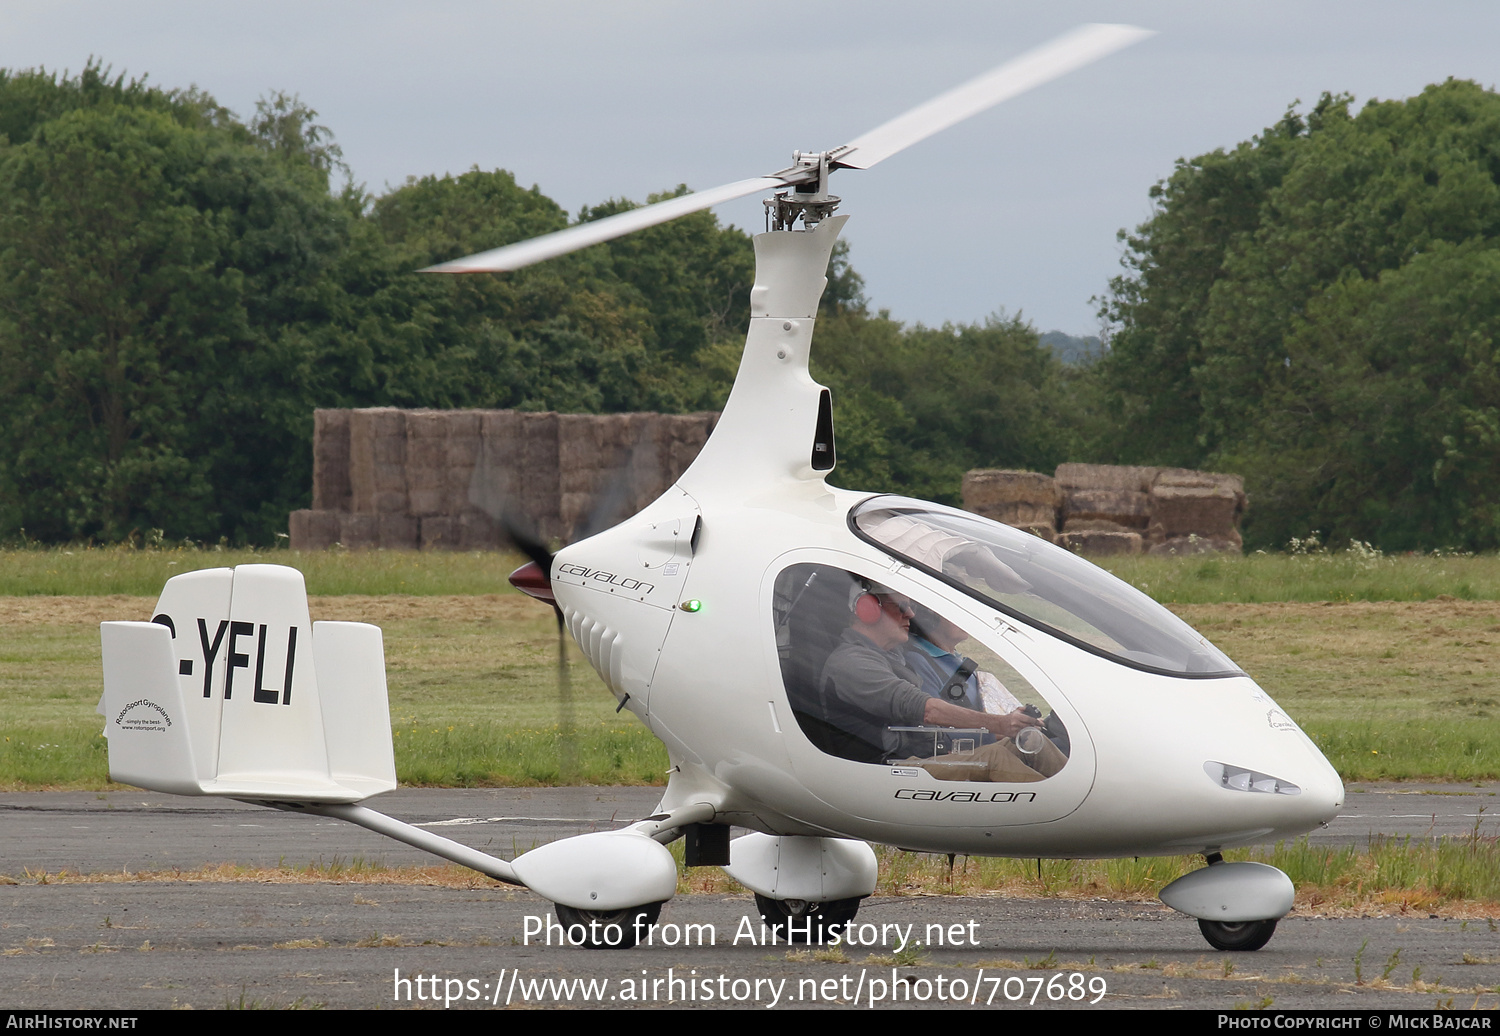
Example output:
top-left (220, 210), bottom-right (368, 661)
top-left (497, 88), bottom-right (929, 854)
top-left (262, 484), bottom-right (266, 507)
top-left (554, 901), bottom-right (665, 949)
top-left (753, 893), bottom-right (862, 943)
top-left (1198, 918), bottom-right (1278, 952)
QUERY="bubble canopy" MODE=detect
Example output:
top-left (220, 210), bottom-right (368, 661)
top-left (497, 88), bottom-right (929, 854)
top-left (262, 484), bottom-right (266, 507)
top-left (849, 496), bottom-right (1242, 678)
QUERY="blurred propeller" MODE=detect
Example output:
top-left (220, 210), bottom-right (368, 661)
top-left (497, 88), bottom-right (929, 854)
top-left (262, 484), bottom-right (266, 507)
top-left (465, 432), bottom-right (576, 778)
top-left (482, 432), bottom-right (657, 783)
top-left (423, 23), bottom-right (1151, 275)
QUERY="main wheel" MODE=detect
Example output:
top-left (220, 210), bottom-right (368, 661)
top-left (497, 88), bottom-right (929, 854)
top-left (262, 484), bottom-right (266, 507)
top-left (554, 901), bottom-right (664, 948)
top-left (1198, 918), bottom-right (1278, 952)
top-left (753, 893), bottom-right (862, 944)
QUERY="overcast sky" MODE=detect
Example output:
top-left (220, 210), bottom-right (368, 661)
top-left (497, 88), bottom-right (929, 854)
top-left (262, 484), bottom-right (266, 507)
top-left (7, 1), bottom-right (1500, 336)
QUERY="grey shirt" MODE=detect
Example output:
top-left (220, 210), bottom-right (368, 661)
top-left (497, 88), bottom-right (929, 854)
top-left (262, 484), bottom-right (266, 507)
top-left (818, 629), bottom-right (932, 756)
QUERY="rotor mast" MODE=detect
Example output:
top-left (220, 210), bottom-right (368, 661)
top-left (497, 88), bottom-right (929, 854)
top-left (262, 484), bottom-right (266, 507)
top-left (765, 150), bottom-right (843, 232)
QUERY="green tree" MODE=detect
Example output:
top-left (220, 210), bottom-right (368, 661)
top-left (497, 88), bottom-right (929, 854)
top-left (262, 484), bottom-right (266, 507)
top-left (1224, 239), bottom-right (1500, 550)
top-left (0, 70), bottom-right (351, 543)
top-left (580, 187), bottom-right (756, 366)
top-left (1097, 102), bottom-right (1312, 465)
top-left (324, 171), bottom-right (755, 416)
top-left (1100, 80), bottom-right (1500, 549)
top-left (0, 62), bottom-right (1082, 543)
top-left (813, 309), bottom-right (1078, 502)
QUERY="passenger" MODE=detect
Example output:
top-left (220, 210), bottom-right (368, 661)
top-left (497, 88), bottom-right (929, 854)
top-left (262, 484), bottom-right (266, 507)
top-left (903, 602), bottom-right (1070, 756)
top-left (817, 584), bottom-right (1065, 783)
top-left (903, 603), bottom-right (1020, 714)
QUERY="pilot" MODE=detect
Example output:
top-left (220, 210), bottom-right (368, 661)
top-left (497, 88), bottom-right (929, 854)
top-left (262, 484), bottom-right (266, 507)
top-left (818, 583), bottom-right (1064, 783)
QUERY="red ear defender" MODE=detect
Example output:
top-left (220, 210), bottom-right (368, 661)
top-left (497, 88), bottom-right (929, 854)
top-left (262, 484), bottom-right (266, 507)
top-left (854, 592), bottom-right (882, 625)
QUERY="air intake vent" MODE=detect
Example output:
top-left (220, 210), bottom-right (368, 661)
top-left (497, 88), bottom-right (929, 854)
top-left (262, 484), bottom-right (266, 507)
top-left (562, 605), bottom-right (625, 694)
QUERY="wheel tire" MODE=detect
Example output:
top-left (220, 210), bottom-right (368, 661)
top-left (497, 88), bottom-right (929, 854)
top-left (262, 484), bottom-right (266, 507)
top-left (753, 893), bottom-right (862, 944)
top-left (1198, 918), bottom-right (1278, 952)
top-left (553, 901), bottom-right (664, 949)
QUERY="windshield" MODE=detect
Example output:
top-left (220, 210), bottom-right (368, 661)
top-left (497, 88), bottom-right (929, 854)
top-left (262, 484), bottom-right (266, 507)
top-left (850, 496), bottom-right (1241, 677)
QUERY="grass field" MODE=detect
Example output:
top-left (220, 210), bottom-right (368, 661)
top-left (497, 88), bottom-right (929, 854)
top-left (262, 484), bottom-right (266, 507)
top-left (1098, 548), bottom-right (1500, 604)
top-left (0, 546), bottom-right (525, 597)
top-left (2, 547), bottom-right (1498, 788)
top-left (5, 542), bottom-right (1500, 601)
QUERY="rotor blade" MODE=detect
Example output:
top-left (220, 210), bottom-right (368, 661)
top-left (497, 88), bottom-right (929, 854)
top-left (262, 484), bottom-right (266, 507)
top-left (831, 23), bottom-right (1154, 171)
top-left (425, 23), bottom-right (1149, 275)
top-left (422, 175), bottom-right (783, 273)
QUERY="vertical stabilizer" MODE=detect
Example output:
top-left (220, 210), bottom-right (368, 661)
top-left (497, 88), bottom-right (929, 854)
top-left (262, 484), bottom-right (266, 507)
top-left (147, 566), bottom-right (232, 783)
top-left (99, 622), bottom-right (203, 796)
top-left (314, 621), bottom-right (397, 798)
top-left (213, 565), bottom-right (328, 787)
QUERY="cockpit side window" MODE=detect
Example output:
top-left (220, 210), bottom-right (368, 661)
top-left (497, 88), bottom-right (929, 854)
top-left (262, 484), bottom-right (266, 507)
top-left (850, 496), bottom-right (1241, 678)
top-left (773, 563), bottom-right (1069, 783)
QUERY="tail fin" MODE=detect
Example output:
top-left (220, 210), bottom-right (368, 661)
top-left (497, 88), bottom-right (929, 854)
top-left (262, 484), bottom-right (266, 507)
top-left (98, 564), bottom-right (396, 802)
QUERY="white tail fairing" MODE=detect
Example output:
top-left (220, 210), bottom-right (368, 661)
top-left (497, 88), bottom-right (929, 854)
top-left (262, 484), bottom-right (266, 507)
top-left (98, 564), bottom-right (396, 802)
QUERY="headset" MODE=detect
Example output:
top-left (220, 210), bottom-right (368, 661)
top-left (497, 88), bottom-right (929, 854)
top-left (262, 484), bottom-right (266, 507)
top-left (852, 580), bottom-right (904, 626)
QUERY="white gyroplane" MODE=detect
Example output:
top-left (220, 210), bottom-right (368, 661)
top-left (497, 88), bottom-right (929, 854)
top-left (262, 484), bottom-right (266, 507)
top-left (98, 24), bottom-right (1342, 952)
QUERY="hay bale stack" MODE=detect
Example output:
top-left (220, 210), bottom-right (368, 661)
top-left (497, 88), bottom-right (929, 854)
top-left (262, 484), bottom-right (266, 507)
top-left (420, 516), bottom-right (456, 550)
top-left (467, 411), bottom-right (556, 547)
top-left (471, 411), bottom-right (523, 522)
top-left (1062, 517), bottom-right (1133, 533)
top-left (296, 407), bottom-right (718, 551)
top-left (1061, 496), bottom-right (1151, 530)
top-left (961, 470), bottom-right (1060, 541)
top-left (443, 411), bottom-right (483, 516)
top-left (1055, 463), bottom-right (1158, 532)
top-left (1057, 529), bottom-right (1145, 556)
top-left (459, 509), bottom-right (502, 550)
top-left (404, 410), bottom-right (449, 517)
top-left (311, 410), bottom-right (351, 512)
top-left (519, 412), bottom-right (563, 543)
top-left (665, 413), bottom-right (718, 481)
top-left (377, 513), bottom-right (419, 550)
top-left (558, 413), bottom-right (650, 539)
top-left (338, 512), bottom-right (378, 550)
top-left (1147, 533), bottom-right (1244, 556)
top-left (614, 412), bottom-right (664, 520)
top-left (631, 412), bottom-right (714, 511)
top-left (555, 412), bottom-right (716, 541)
top-left (953, 461), bottom-right (1248, 557)
top-left (348, 408), bottom-right (408, 515)
top-left (288, 509), bottom-right (341, 550)
top-left (1055, 463), bottom-right (1161, 492)
top-left (1147, 469), bottom-right (1246, 548)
